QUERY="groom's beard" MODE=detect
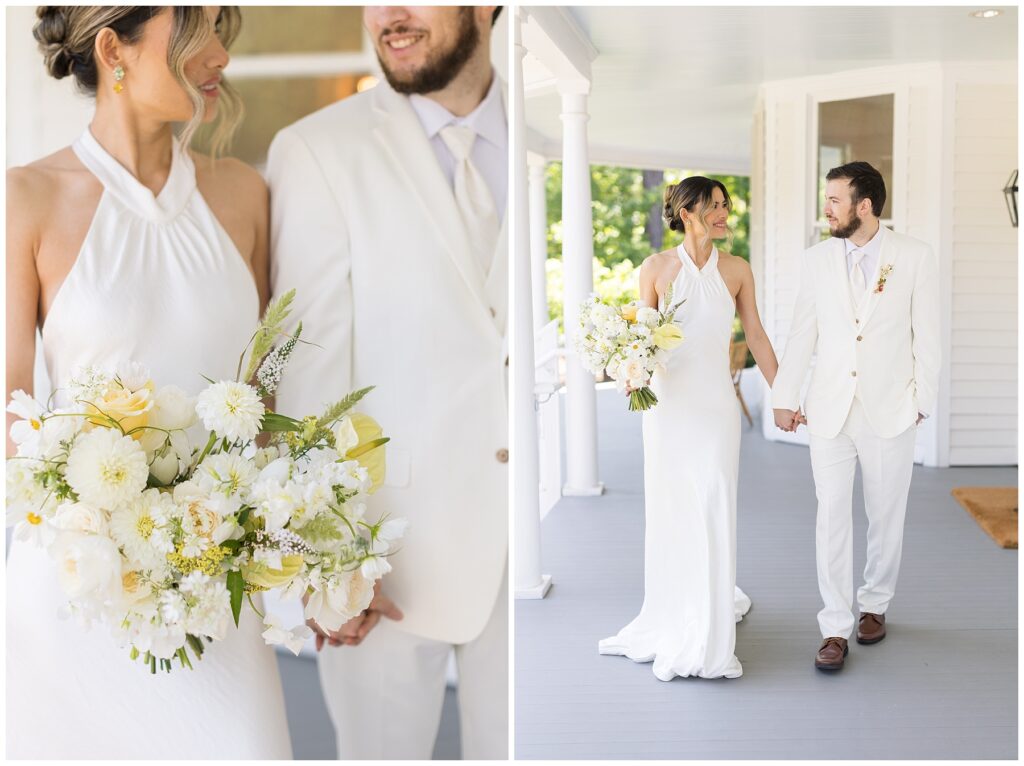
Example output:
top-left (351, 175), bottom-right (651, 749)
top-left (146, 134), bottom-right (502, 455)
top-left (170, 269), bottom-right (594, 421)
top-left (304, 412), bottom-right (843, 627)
top-left (376, 9), bottom-right (480, 95)
top-left (830, 212), bottom-right (863, 240)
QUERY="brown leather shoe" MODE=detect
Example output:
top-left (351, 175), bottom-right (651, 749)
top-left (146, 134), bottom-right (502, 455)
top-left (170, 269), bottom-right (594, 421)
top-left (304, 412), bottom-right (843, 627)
top-left (814, 637), bottom-right (848, 671)
top-left (857, 612), bottom-right (886, 644)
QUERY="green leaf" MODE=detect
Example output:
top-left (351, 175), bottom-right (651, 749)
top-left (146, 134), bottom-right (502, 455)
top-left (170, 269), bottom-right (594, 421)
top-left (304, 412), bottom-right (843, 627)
top-left (227, 570), bottom-right (244, 627)
top-left (316, 386), bottom-right (375, 429)
top-left (260, 412), bottom-right (303, 432)
top-left (236, 508), bottom-right (251, 526)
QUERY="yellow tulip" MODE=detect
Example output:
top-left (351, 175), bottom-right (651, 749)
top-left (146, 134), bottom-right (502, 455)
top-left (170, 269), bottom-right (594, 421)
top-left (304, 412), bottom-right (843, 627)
top-left (241, 554), bottom-right (304, 588)
top-left (345, 413), bottom-right (387, 493)
top-left (620, 304), bottom-right (638, 323)
top-left (653, 323), bottom-right (684, 350)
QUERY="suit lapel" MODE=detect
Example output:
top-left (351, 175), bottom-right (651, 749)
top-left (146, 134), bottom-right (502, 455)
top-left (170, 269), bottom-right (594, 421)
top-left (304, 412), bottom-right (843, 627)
top-left (370, 84), bottom-right (491, 317)
top-left (857, 226), bottom-right (899, 331)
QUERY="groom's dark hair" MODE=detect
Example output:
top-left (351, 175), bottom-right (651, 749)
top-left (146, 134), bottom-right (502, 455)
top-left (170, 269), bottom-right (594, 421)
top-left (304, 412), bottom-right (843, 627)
top-left (826, 161), bottom-right (886, 218)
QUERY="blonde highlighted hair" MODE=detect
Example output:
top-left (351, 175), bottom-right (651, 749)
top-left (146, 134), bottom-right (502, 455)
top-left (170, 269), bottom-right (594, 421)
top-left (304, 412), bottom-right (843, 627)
top-left (34, 6), bottom-right (243, 155)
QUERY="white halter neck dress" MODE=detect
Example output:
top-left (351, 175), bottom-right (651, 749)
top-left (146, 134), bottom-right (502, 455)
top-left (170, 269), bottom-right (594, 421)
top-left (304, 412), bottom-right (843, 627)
top-left (599, 244), bottom-right (752, 680)
top-left (6, 129), bottom-right (293, 758)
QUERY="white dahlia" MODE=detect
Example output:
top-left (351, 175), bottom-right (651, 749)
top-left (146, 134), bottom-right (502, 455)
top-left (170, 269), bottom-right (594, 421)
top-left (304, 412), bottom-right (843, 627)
top-left (109, 489), bottom-right (176, 571)
top-left (65, 428), bottom-right (149, 510)
top-left (195, 381), bottom-right (264, 443)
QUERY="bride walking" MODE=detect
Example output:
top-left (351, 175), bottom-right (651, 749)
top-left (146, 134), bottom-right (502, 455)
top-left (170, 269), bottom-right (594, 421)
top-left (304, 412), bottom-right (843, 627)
top-left (7, 6), bottom-right (291, 757)
top-left (599, 177), bottom-right (781, 680)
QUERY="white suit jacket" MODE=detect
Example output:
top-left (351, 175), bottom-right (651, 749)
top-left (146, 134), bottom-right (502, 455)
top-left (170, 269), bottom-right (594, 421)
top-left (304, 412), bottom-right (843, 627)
top-left (772, 227), bottom-right (940, 440)
top-left (266, 80), bottom-right (508, 644)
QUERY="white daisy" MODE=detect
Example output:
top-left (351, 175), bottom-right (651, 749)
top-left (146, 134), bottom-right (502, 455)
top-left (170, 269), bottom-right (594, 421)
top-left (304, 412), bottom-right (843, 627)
top-left (195, 381), bottom-right (265, 443)
top-left (65, 428), bottom-right (149, 510)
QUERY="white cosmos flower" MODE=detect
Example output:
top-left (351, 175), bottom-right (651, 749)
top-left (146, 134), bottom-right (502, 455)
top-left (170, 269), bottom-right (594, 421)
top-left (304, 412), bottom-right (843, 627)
top-left (7, 390), bottom-right (46, 451)
top-left (7, 504), bottom-right (57, 548)
top-left (195, 381), bottom-right (264, 443)
top-left (261, 614), bottom-right (313, 656)
top-left (65, 428), bottom-right (149, 510)
top-left (370, 517), bottom-right (409, 555)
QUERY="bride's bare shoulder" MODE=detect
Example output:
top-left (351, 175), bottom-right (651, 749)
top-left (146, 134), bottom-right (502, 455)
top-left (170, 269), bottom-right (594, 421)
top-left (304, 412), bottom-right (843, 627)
top-left (8, 147), bottom-right (95, 222)
top-left (192, 153), bottom-right (267, 199)
top-left (640, 248), bottom-right (678, 274)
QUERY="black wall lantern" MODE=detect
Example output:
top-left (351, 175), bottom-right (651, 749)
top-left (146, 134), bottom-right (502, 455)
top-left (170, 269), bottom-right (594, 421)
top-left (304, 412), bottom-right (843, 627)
top-left (1003, 170), bottom-right (1018, 228)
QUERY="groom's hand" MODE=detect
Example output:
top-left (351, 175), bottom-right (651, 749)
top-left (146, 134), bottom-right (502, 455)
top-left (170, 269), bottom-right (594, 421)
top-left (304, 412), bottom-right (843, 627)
top-left (773, 408), bottom-right (800, 432)
top-left (309, 582), bottom-right (404, 650)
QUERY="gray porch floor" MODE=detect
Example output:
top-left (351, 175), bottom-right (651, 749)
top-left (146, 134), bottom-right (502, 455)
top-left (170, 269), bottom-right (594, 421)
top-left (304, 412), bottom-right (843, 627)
top-left (515, 388), bottom-right (1017, 760)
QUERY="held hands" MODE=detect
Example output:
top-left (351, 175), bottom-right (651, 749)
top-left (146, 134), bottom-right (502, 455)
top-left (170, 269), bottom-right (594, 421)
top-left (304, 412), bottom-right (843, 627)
top-left (773, 408), bottom-right (807, 433)
top-left (305, 581), bottom-right (404, 651)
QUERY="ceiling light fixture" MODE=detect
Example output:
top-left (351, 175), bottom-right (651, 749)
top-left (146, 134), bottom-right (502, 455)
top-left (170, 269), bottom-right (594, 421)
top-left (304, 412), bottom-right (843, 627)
top-left (969, 9), bottom-right (1002, 18)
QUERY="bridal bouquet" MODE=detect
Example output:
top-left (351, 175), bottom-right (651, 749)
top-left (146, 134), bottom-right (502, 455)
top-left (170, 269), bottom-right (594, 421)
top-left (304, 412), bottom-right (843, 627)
top-left (574, 286), bottom-right (686, 411)
top-left (6, 291), bottom-right (405, 673)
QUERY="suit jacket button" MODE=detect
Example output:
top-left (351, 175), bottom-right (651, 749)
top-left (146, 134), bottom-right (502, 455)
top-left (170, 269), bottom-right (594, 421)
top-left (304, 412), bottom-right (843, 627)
top-left (856, 335), bottom-right (863, 341)
top-left (851, 371), bottom-right (857, 377)
top-left (855, 319), bottom-right (860, 324)
top-left (490, 307), bottom-right (497, 318)
top-left (496, 448), bottom-right (509, 463)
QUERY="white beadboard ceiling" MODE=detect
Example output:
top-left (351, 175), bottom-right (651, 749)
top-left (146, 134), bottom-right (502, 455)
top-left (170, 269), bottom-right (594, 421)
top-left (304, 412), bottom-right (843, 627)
top-left (524, 5), bottom-right (1018, 172)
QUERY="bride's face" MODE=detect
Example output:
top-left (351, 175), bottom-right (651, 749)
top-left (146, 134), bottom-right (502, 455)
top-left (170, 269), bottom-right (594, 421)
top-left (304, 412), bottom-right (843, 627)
top-left (112, 7), bottom-right (229, 125)
top-left (684, 186), bottom-right (731, 241)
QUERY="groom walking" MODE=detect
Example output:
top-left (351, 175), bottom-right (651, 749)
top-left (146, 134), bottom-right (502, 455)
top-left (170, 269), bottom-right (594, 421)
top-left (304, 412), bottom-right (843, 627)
top-left (772, 161), bottom-right (940, 672)
top-left (267, 6), bottom-right (507, 758)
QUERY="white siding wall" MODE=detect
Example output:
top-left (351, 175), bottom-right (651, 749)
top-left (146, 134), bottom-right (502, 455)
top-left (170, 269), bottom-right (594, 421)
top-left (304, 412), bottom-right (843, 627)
top-left (948, 77), bottom-right (1018, 465)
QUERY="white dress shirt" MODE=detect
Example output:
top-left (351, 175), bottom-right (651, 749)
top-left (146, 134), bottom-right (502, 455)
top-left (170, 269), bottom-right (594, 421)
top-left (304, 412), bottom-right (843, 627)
top-left (409, 72), bottom-right (507, 221)
top-left (845, 223), bottom-right (883, 293)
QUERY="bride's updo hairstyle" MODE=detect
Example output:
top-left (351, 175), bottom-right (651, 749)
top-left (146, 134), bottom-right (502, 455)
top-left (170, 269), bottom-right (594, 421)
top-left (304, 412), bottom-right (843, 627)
top-left (33, 6), bottom-right (243, 154)
top-left (663, 176), bottom-right (733, 249)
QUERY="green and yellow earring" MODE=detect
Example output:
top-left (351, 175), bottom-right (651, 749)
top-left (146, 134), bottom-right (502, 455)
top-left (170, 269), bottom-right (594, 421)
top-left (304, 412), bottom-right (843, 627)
top-left (113, 65), bottom-right (125, 93)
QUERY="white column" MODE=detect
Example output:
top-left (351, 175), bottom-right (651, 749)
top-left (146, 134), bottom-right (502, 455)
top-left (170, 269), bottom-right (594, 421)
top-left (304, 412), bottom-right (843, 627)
top-left (560, 90), bottom-right (603, 496)
top-left (513, 10), bottom-right (551, 600)
top-left (528, 159), bottom-right (550, 331)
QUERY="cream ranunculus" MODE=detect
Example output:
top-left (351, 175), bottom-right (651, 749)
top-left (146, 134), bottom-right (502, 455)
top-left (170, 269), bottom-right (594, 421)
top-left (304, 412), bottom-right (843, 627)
top-left (652, 323), bottom-right (685, 350)
top-left (50, 530), bottom-right (122, 601)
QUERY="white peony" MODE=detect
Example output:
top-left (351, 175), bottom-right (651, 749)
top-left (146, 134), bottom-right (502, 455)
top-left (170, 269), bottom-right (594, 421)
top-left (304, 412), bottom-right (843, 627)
top-left (304, 570), bottom-right (375, 632)
top-left (50, 530), bottom-right (122, 601)
top-left (53, 501), bottom-right (109, 536)
top-left (65, 428), bottom-right (149, 510)
top-left (195, 381), bottom-right (264, 443)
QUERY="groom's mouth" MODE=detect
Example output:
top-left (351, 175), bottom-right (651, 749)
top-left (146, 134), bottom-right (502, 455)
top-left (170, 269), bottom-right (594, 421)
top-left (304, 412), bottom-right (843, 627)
top-left (382, 31), bottom-right (427, 56)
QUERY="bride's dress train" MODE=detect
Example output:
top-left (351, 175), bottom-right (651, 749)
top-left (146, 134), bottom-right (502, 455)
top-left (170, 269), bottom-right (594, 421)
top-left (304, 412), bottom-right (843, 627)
top-left (599, 244), bottom-right (751, 681)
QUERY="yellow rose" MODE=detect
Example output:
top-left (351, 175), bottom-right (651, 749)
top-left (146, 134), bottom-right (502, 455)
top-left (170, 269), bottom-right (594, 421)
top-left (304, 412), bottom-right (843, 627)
top-left (241, 554), bottom-right (304, 589)
top-left (85, 382), bottom-right (155, 439)
top-left (653, 324), bottom-right (685, 350)
top-left (345, 413), bottom-right (387, 493)
top-left (620, 304), bottom-right (638, 323)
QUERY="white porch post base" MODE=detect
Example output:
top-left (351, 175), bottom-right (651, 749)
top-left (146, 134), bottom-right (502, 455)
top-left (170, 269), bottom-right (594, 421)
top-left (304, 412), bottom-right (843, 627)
top-left (515, 574), bottom-right (553, 601)
top-left (562, 482), bottom-right (605, 497)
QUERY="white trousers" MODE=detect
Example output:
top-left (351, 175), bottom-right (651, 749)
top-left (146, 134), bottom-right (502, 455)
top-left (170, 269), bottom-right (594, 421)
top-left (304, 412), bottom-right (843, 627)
top-left (316, 564), bottom-right (508, 760)
top-left (809, 399), bottom-right (916, 639)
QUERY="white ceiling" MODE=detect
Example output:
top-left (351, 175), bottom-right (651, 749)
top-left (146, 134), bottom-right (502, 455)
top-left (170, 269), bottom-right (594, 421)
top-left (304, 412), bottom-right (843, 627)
top-left (524, 5), bottom-right (1018, 173)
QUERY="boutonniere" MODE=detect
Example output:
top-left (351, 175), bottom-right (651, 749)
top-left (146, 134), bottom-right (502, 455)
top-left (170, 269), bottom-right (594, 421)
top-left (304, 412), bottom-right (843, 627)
top-left (874, 264), bottom-right (894, 294)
